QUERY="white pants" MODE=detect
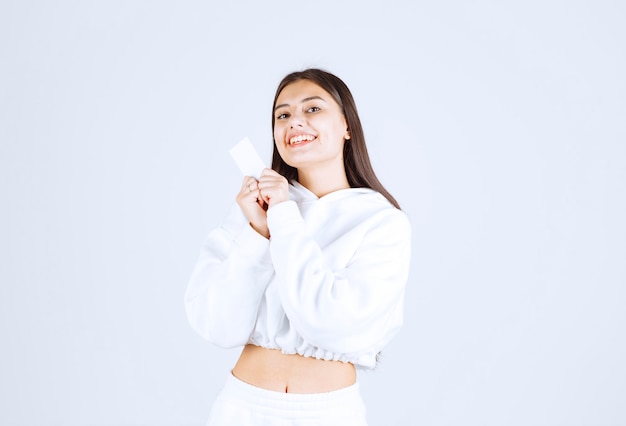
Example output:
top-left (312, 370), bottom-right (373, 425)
top-left (206, 373), bottom-right (368, 426)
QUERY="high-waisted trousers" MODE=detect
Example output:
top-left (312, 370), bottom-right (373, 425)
top-left (206, 373), bottom-right (368, 426)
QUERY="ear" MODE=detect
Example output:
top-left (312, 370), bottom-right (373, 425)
top-left (344, 129), bottom-right (351, 140)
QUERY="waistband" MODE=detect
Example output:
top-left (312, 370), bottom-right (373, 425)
top-left (221, 372), bottom-right (362, 409)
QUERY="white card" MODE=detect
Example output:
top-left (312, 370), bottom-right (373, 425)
top-left (229, 137), bottom-right (266, 179)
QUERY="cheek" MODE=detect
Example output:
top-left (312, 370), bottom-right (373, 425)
top-left (273, 135), bottom-right (283, 156)
top-left (273, 129), bottom-right (286, 154)
top-left (274, 122), bottom-right (286, 140)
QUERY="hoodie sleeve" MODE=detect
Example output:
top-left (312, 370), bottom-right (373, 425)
top-left (266, 199), bottom-right (411, 354)
top-left (184, 204), bottom-right (275, 348)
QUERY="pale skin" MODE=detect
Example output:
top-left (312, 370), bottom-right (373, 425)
top-left (232, 79), bottom-right (356, 393)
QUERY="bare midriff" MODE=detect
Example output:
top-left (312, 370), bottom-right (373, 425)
top-left (232, 344), bottom-right (356, 394)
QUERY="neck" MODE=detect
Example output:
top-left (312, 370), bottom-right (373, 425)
top-left (297, 166), bottom-right (350, 198)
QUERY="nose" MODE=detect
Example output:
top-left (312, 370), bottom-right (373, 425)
top-left (289, 111), bottom-right (305, 128)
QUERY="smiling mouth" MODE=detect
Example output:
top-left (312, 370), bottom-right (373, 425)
top-left (288, 134), bottom-right (316, 145)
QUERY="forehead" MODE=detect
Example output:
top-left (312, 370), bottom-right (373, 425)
top-left (276, 79), bottom-right (334, 105)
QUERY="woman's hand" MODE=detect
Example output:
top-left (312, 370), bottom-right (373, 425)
top-left (235, 169), bottom-right (289, 239)
top-left (258, 168), bottom-right (289, 208)
top-left (236, 176), bottom-right (270, 239)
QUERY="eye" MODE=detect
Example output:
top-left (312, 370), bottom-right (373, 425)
top-left (276, 112), bottom-right (289, 120)
top-left (306, 106), bottom-right (321, 113)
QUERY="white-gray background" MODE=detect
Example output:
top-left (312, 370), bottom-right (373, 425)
top-left (1, 1), bottom-right (624, 425)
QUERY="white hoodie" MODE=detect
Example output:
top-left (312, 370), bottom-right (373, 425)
top-left (185, 181), bottom-right (411, 369)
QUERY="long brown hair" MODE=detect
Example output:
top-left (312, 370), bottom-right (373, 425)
top-left (271, 69), bottom-right (400, 209)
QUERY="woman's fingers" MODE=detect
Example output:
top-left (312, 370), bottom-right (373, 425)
top-left (236, 176), bottom-right (270, 238)
top-left (233, 169), bottom-right (288, 237)
top-left (240, 176), bottom-right (258, 195)
top-left (257, 169), bottom-right (289, 207)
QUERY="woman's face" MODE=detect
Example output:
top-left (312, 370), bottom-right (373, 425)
top-left (273, 79), bottom-right (350, 173)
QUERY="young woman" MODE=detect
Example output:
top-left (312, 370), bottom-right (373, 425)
top-left (185, 69), bottom-right (411, 425)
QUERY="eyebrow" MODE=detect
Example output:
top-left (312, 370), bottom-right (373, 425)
top-left (274, 96), bottom-right (326, 112)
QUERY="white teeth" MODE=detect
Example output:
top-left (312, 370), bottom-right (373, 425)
top-left (289, 135), bottom-right (315, 145)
